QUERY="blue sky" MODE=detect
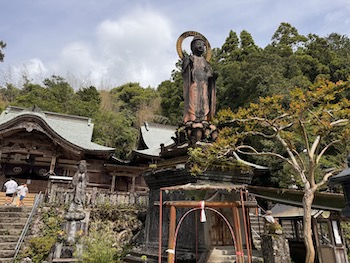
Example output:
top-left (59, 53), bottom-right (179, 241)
top-left (1, 0), bottom-right (350, 89)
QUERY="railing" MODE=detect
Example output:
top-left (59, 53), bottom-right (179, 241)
top-left (248, 203), bottom-right (268, 246)
top-left (47, 186), bottom-right (149, 207)
top-left (14, 192), bottom-right (43, 260)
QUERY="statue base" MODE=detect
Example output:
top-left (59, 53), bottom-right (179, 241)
top-left (176, 121), bottom-right (217, 145)
top-left (65, 203), bottom-right (85, 221)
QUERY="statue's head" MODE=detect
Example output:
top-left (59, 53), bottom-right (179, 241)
top-left (78, 160), bottom-right (87, 173)
top-left (191, 36), bottom-right (205, 55)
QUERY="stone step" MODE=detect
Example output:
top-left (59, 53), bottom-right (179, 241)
top-left (0, 192), bottom-right (36, 207)
top-left (0, 222), bottom-right (26, 229)
top-left (52, 258), bottom-right (81, 262)
top-left (124, 254), bottom-right (157, 263)
top-left (0, 228), bottom-right (22, 235)
top-left (207, 255), bottom-right (235, 263)
top-left (0, 211), bottom-right (30, 219)
top-left (0, 205), bottom-right (32, 212)
top-left (0, 217), bottom-right (28, 223)
top-left (124, 246), bottom-right (162, 263)
top-left (0, 249), bottom-right (15, 258)
top-left (0, 257), bottom-right (14, 263)
top-left (0, 242), bottom-right (17, 250)
top-left (207, 247), bottom-right (263, 263)
top-left (0, 235), bottom-right (20, 242)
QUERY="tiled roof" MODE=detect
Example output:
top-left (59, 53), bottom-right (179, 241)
top-left (133, 122), bottom-right (176, 157)
top-left (0, 106), bottom-right (115, 152)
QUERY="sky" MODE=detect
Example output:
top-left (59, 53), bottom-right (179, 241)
top-left (1, 0), bottom-right (350, 90)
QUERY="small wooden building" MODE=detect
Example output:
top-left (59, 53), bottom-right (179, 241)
top-left (249, 186), bottom-right (349, 263)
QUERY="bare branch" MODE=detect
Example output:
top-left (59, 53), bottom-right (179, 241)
top-left (241, 130), bottom-right (277, 139)
top-left (299, 119), bottom-right (311, 155)
top-left (235, 145), bottom-right (298, 171)
top-left (292, 148), bottom-right (306, 171)
top-left (275, 133), bottom-right (301, 169)
top-left (307, 108), bottom-right (327, 128)
top-left (330, 119), bottom-right (350, 127)
top-left (278, 121), bottom-right (295, 131)
top-left (299, 171), bottom-right (309, 185)
top-left (316, 139), bottom-right (341, 164)
top-left (271, 113), bottom-right (290, 123)
top-left (310, 135), bottom-right (320, 158)
top-left (315, 169), bottom-right (338, 188)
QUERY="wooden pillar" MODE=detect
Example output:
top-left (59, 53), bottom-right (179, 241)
top-left (49, 155), bottom-right (57, 174)
top-left (131, 176), bottom-right (136, 193)
top-left (111, 174), bottom-right (116, 192)
top-left (167, 205), bottom-right (176, 263)
top-left (46, 154), bottom-right (57, 192)
top-left (232, 206), bottom-right (244, 263)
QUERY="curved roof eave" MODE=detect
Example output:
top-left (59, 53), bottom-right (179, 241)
top-left (0, 111), bottom-right (115, 153)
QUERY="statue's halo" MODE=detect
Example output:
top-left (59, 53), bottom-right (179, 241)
top-left (176, 31), bottom-right (212, 62)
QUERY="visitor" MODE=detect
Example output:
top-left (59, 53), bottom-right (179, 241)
top-left (16, 183), bottom-right (29, 207)
top-left (4, 177), bottom-right (18, 205)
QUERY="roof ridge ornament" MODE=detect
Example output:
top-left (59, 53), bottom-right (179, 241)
top-left (30, 105), bottom-right (43, 113)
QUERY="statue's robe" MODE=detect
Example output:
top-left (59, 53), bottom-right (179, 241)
top-left (182, 55), bottom-right (216, 123)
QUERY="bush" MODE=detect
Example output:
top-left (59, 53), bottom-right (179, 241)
top-left (81, 221), bottom-right (119, 263)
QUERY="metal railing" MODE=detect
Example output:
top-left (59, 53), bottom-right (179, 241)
top-left (13, 192), bottom-right (43, 260)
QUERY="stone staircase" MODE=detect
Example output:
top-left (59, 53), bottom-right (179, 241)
top-left (207, 246), bottom-right (263, 263)
top-left (249, 213), bottom-right (265, 250)
top-left (0, 192), bottom-right (36, 263)
top-left (0, 192), bottom-right (36, 207)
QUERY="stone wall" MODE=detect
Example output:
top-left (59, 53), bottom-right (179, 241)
top-left (261, 234), bottom-right (291, 263)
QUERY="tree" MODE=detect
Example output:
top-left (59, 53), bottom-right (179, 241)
top-left (194, 78), bottom-right (350, 263)
top-left (0, 40), bottom-right (6, 62)
top-left (13, 75), bottom-right (76, 114)
top-left (73, 86), bottom-right (101, 118)
top-left (92, 110), bottom-right (137, 159)
top-left (157, 79), bottom-right (183, 124)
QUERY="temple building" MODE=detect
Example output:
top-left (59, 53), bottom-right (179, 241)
top-left (0, 106), bottom-right (147, 195)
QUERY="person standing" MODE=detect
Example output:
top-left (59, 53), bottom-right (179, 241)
top-left (4, 178), bottom-right (18, 205)
top-left (16, 183), bottom-right (28, 207)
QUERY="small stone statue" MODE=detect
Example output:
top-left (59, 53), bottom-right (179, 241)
top-left (65, 160), bottom-right (89, 221)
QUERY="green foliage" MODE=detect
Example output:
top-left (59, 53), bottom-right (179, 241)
top-left (210, 79), bottom-right (350, 262)
top-left (187, 137), bottom-right (252, 176)
top-left (213, 23), bottom-right (350, 113)
top-left (157, 79), bottom-right (183, 125)
top-left (92, 110), bottom-right (137, 159)
top-left (81, 204), bottom-right (145, 263)
top-left (23, 236), bottom-right (57, 263)
top-left (81, 220), bottom-right (119, 263)
top-left (14, 76), bottom-right (75, 113)
top-left (0, 83), bottom-right (20, 104)
top-left (110, 82), bottom-right (159, 112)
top-left (72, 86), bottom-right (101, 118)
top-left (18, 206), bottom-right (64, 263)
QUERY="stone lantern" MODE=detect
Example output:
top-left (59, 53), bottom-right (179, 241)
top-left (329, 155), bottom-right (350, 218)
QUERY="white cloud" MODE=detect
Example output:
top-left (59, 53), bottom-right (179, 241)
top-left (46, 9), bottom-right (177, 89)
top-left (94, 9), bottom-right (176, 87)
top-left (3, 1), bottom-right (350, 90)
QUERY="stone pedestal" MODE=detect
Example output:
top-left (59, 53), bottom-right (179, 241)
top-left (261, 234), bottom-right (291, 263)
top-left (52, 211), bottom-right (89, 261)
